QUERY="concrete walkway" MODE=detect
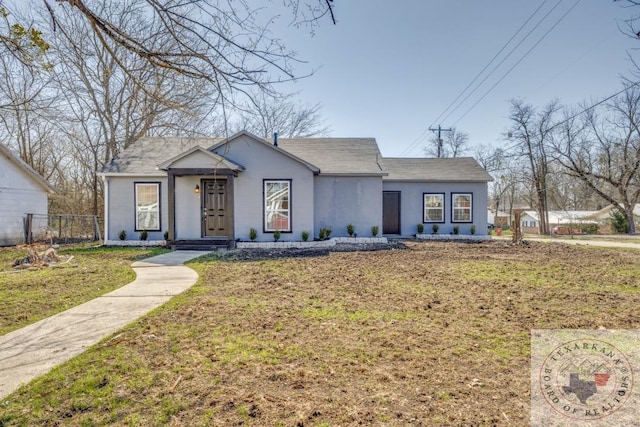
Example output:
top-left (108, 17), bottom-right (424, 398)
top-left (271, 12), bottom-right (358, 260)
top-left (0, 250), bottom-right (209, 400)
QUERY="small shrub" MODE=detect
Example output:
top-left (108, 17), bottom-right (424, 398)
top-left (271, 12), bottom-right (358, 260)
top-left (371, 225), bottom-right (379, 237)
top-left (249, 227), bottom-right (257, 241)
top-left (318, 227), bottom-right (332, 240)
top-left (163, 230), bottom-right (169, 240)
top-left (470, 225), bottom-right (476, 235)
top-left (273, 229), bottom-right (281, 242)
top-left (347, 223), bottom-right (355, 236)
top-left (580, 223), bottom-right (599, 235)
top-left (453, 226), bottom-right (459, 235)
top-left (302, 231), bottom-right (309, 241)
top-left (417, 223), bottom-right (424, 234)
top-left (432, 223), bottom-right (439, 234)
top-left (118, 230), bottom-right (127, 241)
top-left (140, 229), bottom-right (148, 241)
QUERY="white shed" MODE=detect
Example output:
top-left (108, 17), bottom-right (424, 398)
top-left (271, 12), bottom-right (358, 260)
top-left (0, 143), bottom-right (56, 246)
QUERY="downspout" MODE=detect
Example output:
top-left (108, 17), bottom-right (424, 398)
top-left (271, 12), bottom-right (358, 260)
top-left (273, 132), bottom-right (278, 147)
top-left (102, 175), bottom-right (109, 244)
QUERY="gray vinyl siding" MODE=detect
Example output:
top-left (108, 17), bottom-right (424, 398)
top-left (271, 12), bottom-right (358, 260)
top-left (105, 176), bottom-right (168, 241)
top-left (214, 134), bottom-right (314, 242)
top-left (382, 181), bottom-right (489, 236)
top-left (314, 176), bottom-right (382, 238)
top-left (0, 158), bottom-right (48, 246)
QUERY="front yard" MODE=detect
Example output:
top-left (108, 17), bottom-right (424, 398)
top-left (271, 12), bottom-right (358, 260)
top-left (0, 245), bottom-right (169, 336)
top-left (1, 241), bottom-right (640, 425)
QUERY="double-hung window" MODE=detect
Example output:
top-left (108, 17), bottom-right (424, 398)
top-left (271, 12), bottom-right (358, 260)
top-left (423, 193), bottom-right (444, 222)
top-left (452, 193), bottom-right (472, 223)
top-left (135, 182), bottom-right (160, 231)
top-left (264, 180), bottom-right (291, 232)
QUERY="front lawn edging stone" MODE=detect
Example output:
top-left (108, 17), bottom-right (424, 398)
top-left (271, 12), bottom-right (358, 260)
top-left (104, 240), bottom-right (167, 247)
top-left (237, 237), bottom-right (388, 249)
top-left (415, 234), bottom-right (491, 242)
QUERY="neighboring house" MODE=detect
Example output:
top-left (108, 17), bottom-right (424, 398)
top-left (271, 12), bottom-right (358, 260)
top-left (99, 131), bottom-right (492, 244)
top-left (520, 210), bottom-right (598, 234)
top-left (494, 210), bottom-right (510, 227)
top-left (487, 209), bottom-right (510, 227)
top-left (0, 143), bottom-right (56, 246)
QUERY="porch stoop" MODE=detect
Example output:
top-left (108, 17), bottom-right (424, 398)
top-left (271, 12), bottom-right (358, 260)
top-left (169, 239), bottom-right (231, 251)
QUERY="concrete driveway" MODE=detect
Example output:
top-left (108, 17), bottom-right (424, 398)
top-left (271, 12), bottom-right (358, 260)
top-left (0, 250), bottom-right (209, 400)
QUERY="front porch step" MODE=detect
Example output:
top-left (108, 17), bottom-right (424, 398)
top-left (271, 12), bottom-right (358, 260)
top-left (168, 239), bottom-right (230, 251)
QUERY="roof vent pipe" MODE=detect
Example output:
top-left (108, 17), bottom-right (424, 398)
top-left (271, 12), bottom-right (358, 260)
top-left (273, 132), bottom-right (278, 147)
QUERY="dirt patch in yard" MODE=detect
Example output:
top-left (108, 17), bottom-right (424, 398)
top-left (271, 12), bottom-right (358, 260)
top-left (2, 241), bottom-right (640, 426)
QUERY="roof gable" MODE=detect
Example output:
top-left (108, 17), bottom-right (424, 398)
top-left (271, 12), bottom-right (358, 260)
top-left (0, 143), bottom-right (56, 193)
top-left (157, 146), bottom-right (244, 171)
top-left (209, 131), bottom-right (320, 173)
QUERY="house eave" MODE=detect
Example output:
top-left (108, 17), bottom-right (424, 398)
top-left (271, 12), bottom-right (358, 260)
top-left (98, 172), bottom-right (168, 178)
top-left (318, 172), bottom-right (388, 177)
top-left (382, 178), bottom-right (492, 183)
top-left (0, 143), bottom-right (57, 194)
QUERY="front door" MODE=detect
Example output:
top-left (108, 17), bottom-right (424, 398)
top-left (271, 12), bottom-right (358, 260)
top-left (203, 179), bottom-right (229, 237)
top-left (383, 191), bottom-right (401, 234)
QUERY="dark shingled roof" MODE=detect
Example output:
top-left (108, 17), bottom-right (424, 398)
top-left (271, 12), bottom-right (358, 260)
top-left (277, 138), bottom-right (384, 175)
top-left (100, 135), bottom-right (491, 182)
top-left (101, 137), bottom-right (222, 174)
top-left (381, 157), bottom-right (493, 182)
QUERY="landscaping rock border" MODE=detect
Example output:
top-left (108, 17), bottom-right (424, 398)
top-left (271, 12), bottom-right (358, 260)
top-left (236, 236), bottom-right (388, 249)
top-left (104, 240), bottom-right (167, 247)
top-left (415, 234), bottom-right (492, 242)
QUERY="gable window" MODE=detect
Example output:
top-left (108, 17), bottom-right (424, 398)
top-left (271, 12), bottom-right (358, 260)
top-left (264, 180), bottom-right (291, 232)
top-left (452, 193), bottom-right (472, 223)
top-left (423, 193), bottom-right (444, 223)
top-left (135, 182), bottom-right (160, 231)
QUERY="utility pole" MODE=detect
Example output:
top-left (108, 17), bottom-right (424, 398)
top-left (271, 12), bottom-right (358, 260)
top-left (428, 125), bottom-right (452, 158)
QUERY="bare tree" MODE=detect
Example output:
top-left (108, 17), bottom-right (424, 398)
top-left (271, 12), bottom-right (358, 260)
top-left (553, 85), bottom-right (640, 234)
top-left (48, 0), bottom-right (219, 215)
top-left (0, 0), bottom-right (336, 96)
top-left (0, 50), bottom-right (62, 179)
top-left (236, 92), bottom-right (329, 138)
top-left (507, 99), bottom-right (559, 235)
top-left (423, 127), bottom-right (469, 158)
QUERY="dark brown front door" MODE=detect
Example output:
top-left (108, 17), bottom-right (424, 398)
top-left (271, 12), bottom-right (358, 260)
top-left (383, 191), bottom-right (401, 234)
top-left (203, 179), bottom-right (229, 237)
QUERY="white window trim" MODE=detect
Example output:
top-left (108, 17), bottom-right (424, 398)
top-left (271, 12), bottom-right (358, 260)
top-left (423, 193), bottom-right (445, 223)
top-left (135, 182), bottom-right (161, 231)
top-left (451, 193), bottom-right (473, 223)
top-left (264, 179), bottom-right (291, 232)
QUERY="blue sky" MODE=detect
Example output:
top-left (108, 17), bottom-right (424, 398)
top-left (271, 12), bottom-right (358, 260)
top-left (274, 1), bottom-right (639, 157)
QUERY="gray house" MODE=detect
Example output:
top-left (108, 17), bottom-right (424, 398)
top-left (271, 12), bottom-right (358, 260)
top-left (99, 131), bottom-right (492, 245)
top-left (0, 143), bottom-right (56, 246)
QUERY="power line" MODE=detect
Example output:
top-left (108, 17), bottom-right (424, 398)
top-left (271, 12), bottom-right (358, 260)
top-left (442, 0), bottom-right (568, 126)
top-left (400, 0), bottom-right (559, 157)
top-left (500, 80), bottom-right (640, 155)
top-left (452, 0), bottom-right (582, 128)
top-left (428, 125), bottom-right (452, 158)
top-left (429, 0), bottom-right (552, 129)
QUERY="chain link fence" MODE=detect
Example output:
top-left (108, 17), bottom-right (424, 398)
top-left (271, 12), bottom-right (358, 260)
top-left (24, 214), bottom-right (102, 244)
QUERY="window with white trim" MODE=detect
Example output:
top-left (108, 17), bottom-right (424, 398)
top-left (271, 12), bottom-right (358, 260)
top-left (423, 193), bottom-right (444, 222)
top-left (135, 182), bottom-right (160, 231)
top-left (452, 193), bottom-right (472, 222)
top-left (264, 180), bottom-right (291, 232)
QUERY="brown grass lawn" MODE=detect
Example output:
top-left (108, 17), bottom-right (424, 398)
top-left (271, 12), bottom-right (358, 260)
top-left (1, 241), bottom-right (640, 426)
top-left (0, 245), bottom-right (169, 336)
